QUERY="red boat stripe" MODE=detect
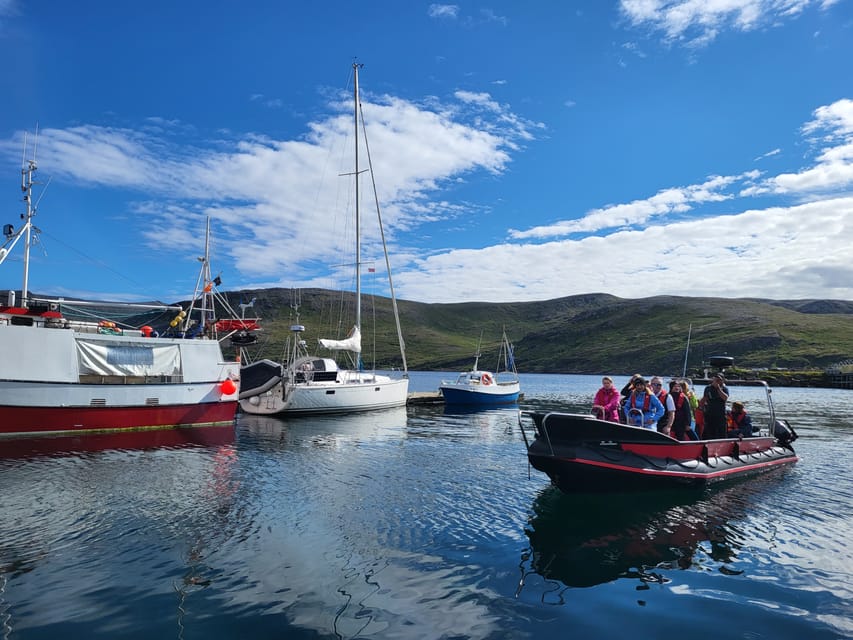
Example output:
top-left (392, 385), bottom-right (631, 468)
top-left (0, 402), bottom-right (237, 437)
top-left (550, 454), bottom-right (798, 479)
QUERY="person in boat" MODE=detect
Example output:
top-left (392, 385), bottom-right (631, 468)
top-left (727, 401), bottom-right (756, 437)
top-left (623, 378), bottom-right (665, 429)
top-left (702, 373), bottom-right (730, 439)
top-left (668, 380), bottom-right (698, 441)
top-left (650, 376), bottom-right (675, 435)
top-left (692, 389), bottom-right (706, 439)
top-left (619, 373), bottom-right (644, 423)
top-left (592, 376), bottom-right (621, 423)
top-left (681, 380), bottom-right (700, 417)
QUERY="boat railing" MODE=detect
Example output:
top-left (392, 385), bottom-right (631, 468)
top-left (626, 408), bottom-right (644, 427)
top-left (518, 410), bottom-right (557, 456)
top-left (78, 374), bottom-right (184, 384)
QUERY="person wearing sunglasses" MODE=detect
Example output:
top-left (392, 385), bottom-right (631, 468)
top-left (650, 376), bottom-right (675, 435)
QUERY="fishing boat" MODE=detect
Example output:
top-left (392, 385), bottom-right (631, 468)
top-left (439, 330), bottom-right (520, 406)
top-left (0, 146), bottom-right (253, 437)
top-left (520, 376), bottom-right (798, 493)
top-left (238, 63), bottom-right (409, 416)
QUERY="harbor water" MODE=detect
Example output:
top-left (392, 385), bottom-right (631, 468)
top-left (1, 372), bottom-right (851, 639)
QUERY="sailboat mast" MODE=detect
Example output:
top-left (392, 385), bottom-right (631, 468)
top-left (353, 62), bottom-right (362, 332)
top-left (682, 323), bottom-right (692, 378)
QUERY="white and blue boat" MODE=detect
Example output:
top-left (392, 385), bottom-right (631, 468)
top-left (439, 331), bottom-right (520, 406)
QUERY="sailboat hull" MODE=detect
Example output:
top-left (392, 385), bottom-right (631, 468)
top-left (240, 375), bottom-right (409, 416)
top-left (439, 382), bottom-right (520, 405)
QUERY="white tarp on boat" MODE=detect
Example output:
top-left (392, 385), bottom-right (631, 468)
top-left (319, 325), bottom-right (361, 353)
top-left (76, 339), bottom-right (182, 376)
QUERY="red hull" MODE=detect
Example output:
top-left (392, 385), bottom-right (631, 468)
top-left (0, 401), bottom-right (238, 437)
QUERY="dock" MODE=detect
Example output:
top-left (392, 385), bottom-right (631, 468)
top-left (405, 391), bottom-right (524, 406)
top-left (406, 391), bottom-right (445, 405)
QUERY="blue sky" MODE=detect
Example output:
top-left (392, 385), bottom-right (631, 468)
top-left (1, 0), bottom-right (851, 305)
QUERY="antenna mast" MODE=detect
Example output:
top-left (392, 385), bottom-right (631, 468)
top-left (20, 135), bottom-right (39, 307)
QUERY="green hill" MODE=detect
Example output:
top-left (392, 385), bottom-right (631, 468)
top-left (220, 288), bottom-right (853, 376)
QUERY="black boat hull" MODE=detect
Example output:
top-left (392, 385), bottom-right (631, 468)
top-left (523, 411), bottom-right (798, 493)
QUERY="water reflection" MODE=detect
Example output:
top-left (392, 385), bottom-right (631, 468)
top-left (518, 476), bottom-right (787, 598)
top-left (405, 404), bottom-right (520, 442)
top-left (237, 406), bottom-right (409, 450)
top-left (0, 424), bottom-right (235, 460)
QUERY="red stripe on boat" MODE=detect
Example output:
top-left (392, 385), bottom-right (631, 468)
top-left (0, 401), bottom-right (238, 437)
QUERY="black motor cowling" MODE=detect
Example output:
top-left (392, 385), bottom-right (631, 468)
top-left (709, 355), bottom-right (735, 369)
top-left (773, 419), bottom-right (798, 446)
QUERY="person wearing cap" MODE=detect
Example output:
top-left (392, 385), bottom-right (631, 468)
top-left (702, 373), bottom-right (730, 439)
top-left (618, 373), bottom-right (644, 423)
top-left (623, 377), bottom-right (665, 429)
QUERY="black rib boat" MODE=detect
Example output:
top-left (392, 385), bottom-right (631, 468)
top-left (520, 378), bottom-right (798, 493)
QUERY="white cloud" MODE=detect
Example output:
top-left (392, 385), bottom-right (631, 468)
top-left (399, 96), bottom-right (853, 302)
top-left (1, 88), bottom-right (539, 290)
top-left (3, 80), bottom-right (851, 304)
top-left (479, 9), bottom-right (508, 26)
top-left (769, 98), bottom-right (853, 194)
top-left (397, 196), bottom-right (853, 302)
top-left (619, 0), bottom-right (834, 47)
top-left (509, 174), bottom-right (745, 239)
top-left (754, 148), bottom-right (781, 161)
top-left (428, 4), bottom-right (459, 19)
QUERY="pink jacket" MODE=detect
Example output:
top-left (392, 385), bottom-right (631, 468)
top-left (593, 386), bottom-right (621, 422)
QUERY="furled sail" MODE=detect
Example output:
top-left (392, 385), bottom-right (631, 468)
top-left (319, 325), bottom-right (361, 353)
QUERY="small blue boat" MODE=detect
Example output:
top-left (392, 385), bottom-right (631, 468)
top-left (439, 331), bottom-right (521, 406)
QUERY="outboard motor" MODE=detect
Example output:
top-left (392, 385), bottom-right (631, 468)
top-left (773, 419), bottom-right (799, 446)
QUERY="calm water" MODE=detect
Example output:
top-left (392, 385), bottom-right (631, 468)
top-left (1, 373), bottom-right (852, 639)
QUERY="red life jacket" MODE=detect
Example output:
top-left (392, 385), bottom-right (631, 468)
top-left (630, 392), bottom-right (652, 412)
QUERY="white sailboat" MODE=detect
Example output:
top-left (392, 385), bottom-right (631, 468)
top-left (239, 63), bottom-right (409, 416)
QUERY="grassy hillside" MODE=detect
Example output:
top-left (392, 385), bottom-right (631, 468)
top-left (221, 289), bottom-right (853, 376)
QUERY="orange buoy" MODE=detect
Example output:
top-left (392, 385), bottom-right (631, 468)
top-left (220, 379), bottom-right (237, 395)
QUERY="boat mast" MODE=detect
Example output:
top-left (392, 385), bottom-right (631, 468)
top-left (353, 62), bottom-right (363, 334)
top-left (201, 217), bottom-right (213, 332)
top-left (20, 138), bottom-right (37, 307)
top-left (681, 323), bottom-right (692, 378)
top-left (355, 65), bottom-right (409, 375)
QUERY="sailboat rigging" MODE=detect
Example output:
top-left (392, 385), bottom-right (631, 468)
top-left (239, 63), bottom-right (410, 415)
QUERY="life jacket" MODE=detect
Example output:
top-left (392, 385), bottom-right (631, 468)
top-left (630, 392), bottom-right (652, 412)
top-left (730, 411), bottom-right (747, 427)
top-left (656, 389), bottom-right (670, 408)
